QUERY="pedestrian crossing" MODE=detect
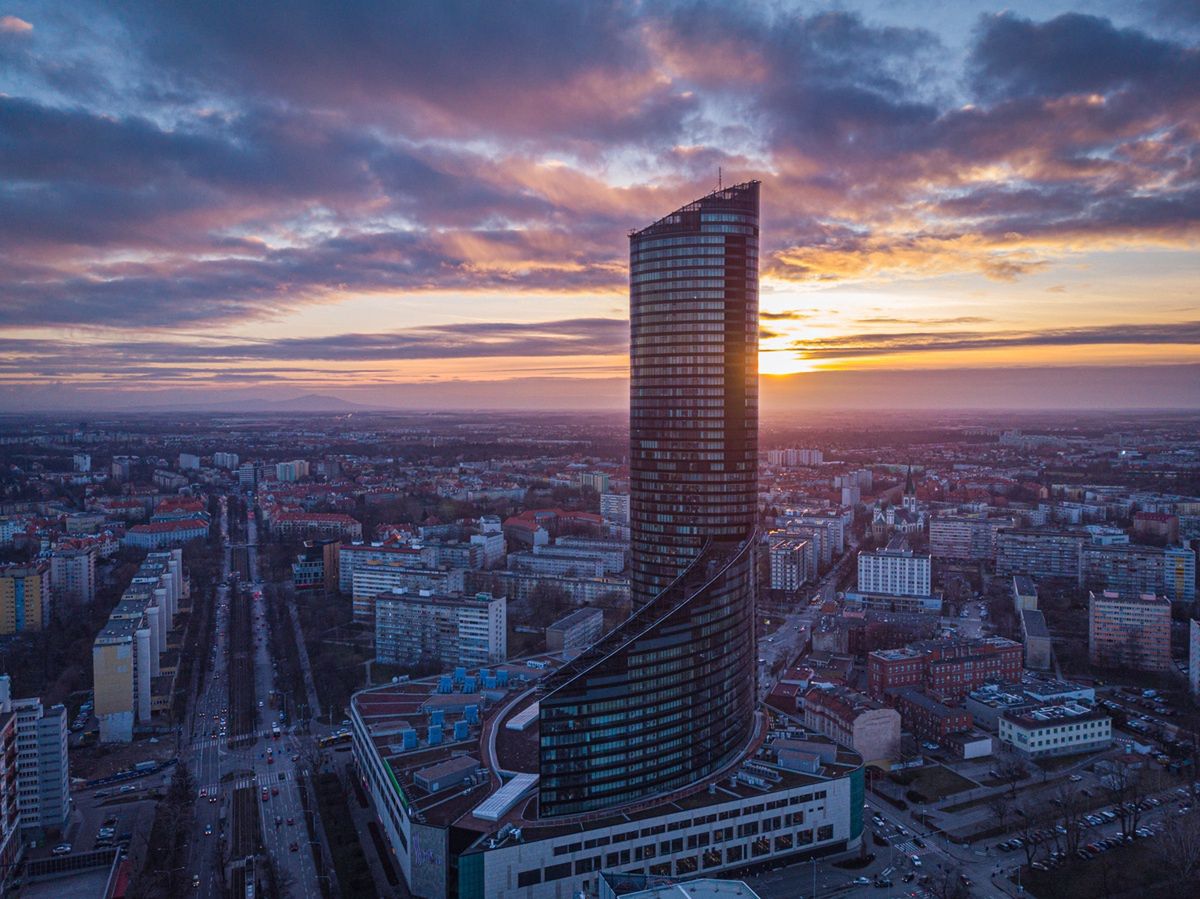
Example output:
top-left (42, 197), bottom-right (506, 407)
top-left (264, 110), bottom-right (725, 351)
top-left (189, 728), bottom-right (280, 750)
top-left (197, 767), bottom-right (308, 798)
top-left (893, 839), bottom-right (919, 855)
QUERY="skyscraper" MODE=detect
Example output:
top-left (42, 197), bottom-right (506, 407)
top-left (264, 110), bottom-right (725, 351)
top-left (628, 181), bottom-right (761, 606)
top-left (538, 182), bottom-right (760, 817)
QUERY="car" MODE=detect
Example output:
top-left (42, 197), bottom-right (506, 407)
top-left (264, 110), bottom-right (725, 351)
top-left (289, 841), bottom-right (299, 853)
top-left (52, 843), bottom-right (71, 856)
top-left (204, 824), bottom-right (213, 836)
top-left (119, 785), bottom-right (136, 794)
top-left (1069, 774), bottom-right (1083, 782)
top-left (912, 837), bottom-right (925, 848)
top-left (209, 794), bottom-right (218, 804)
top-left (192, 874), bottom-right (201, 889)
top-left (910, 855), bottom-right (921, 867)
top-left (852, 877), bottom-right (871, 885)
top-left (998, 841), bottom-right (1013, 851)
top-left (94, 791), bottom-right (109, 799)
top-left (271, 786), bottom-right (279, 796)
top-left (286, 817), bottom-right (294, 826)
top-left (873, 878), bottom-right (893, 888)
top-left (275, 815), bottom-right (283, 827)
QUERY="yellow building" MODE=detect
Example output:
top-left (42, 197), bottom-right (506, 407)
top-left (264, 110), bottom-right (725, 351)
top-left (0, 562), bottom-right (51, 635)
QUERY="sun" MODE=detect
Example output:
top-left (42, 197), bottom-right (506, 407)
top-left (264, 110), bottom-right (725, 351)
top-left (758, 350), bottom-right (816, 376)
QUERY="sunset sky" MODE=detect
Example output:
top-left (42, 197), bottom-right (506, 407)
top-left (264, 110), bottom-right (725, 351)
top-left (1, 1), bottom-right (1197, 411)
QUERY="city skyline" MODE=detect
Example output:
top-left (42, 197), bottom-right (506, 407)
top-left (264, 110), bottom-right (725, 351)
top-left (2, 1), bottom-right (1198, 411)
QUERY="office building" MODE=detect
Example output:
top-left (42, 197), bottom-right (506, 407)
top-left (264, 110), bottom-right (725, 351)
top-left (1088, 590), bottom-right (1171, 672)
top-left (579, 471), bottom-right (611, 493)
top-left (374, 590), bottom-right (506, 669)
top-left (50, 544), bottom-right (97, 606)
top-left (996, 528), bottom-right (1088, 580)
top-left (542, 182), bottom-right (760, 818)
top-left (292, 538), bottom-right (340, 593)
top-left (998, 703), bottom-right (1111, 759)
top-left (802, 686), bottom-right (900, 764)
top-left (352, 668), bottom-right (863, 899)
top-left (856, 536), bottom-right (930, 597)
top-left (0, 562), bottom-right (51, 635)
top-left (628, 181), bottom-right (759, 606)
top-left (545, 607), bottom-right (605, 660)
top-left (0, 677), bottom-right (69, 836)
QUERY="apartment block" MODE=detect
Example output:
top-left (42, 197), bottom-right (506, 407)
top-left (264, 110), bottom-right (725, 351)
top-left (996, 528), bottom-right (1088, 580)
top-left (856, 536), bottom-right (930, 597)
top-left (1080, 542), bottom-right (1196, 605)
top-left (374, 590), bottom-right (506, 669)
top-left (0, 677), bottom-right (68, 836)
top-left (769, 536), bottom-right (811, 594)
top-left (92, 549), bottom-right (183, 742)
top-left (1088, 590), bottom-right (1171, 672)
top-left (0, 562), bottom-right (51, 635)
top-left (351, 562), bottom-right (465, 625)
top-left (50, 543), bottom-right (97, 606)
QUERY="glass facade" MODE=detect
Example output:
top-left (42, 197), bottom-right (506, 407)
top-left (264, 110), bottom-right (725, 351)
top-left (538, 538), bottom-right (757, 817)
top-left (628, 181), bottom-right (759, 606)
top-left (537, 183), bottom-right (761, 819)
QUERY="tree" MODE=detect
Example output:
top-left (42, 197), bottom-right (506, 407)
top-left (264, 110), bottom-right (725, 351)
top-left (1153, 805), bottom-right (1200, 887)
top-left (924, 863), bottom-right (971, 899)
top-left (997, 756), bottom-right (1028, 798)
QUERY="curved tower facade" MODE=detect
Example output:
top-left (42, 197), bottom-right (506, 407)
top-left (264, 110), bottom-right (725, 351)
top-left (628, 181), bottom-right (760, 606)
top-left (538, 183), bottom-right (760, 819)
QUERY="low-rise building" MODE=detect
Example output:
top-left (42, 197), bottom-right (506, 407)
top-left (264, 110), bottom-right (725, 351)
top-left (123, 518), bottom-right (209, 549)
top-left (801, 687), bottom-right (900, 764)
top-left (545, 607), bottom-right (605, 660)
top-left (1020, 608), bottom-right (1052, 671)
top-left (1012, 575), bottom-right (1038, 612)
top-left (888, 688), bottom-right (973, 744)
top-left (998, 702), bottom-right (1111, 759)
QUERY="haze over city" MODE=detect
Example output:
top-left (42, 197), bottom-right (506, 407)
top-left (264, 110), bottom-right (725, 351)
top-left (1, 0), bottom-right (1197, 412)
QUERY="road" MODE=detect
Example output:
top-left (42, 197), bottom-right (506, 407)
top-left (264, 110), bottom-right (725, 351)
top-left (180, 495), bottom-right (324, 898)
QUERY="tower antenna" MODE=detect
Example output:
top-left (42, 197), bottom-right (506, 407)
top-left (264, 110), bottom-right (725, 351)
top-left (718, 166), bottom-right (723, 191)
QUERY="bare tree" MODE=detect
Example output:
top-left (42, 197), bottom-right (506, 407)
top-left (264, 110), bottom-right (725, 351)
top-left (987, 792), bottom-right (1013, 837)
top-left (997, 755), bottom-right (1028, 799)
top-left (924, 864), bottom-right (971, 899)
top-left (1152, 805), bottom-right (1200, 887)
top-left (1053, 781), bottom-right (1086, 856)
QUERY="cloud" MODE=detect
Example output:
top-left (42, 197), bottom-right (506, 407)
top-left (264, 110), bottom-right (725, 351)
top-left (760, 310), bottom-right (815, 322)
top-left (0, 15), bottom-right (32, 34)
top-left (789, 321), bottom-right (1200, 359)
top-left (0, 318), bottom-right (629, 382)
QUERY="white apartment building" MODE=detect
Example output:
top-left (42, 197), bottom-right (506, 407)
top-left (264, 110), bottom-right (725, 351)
top-left (375, 590), bottom-right (506, 668)
top-left (856, 537), bottom-right (930, 597)
top-left (50, 544), bottom-right (97, 606)
top-left (0, 676), bottom-right (69, 835)
top-left (178, 452), bottom-right (201, 470)
top-left (600, 493), bottom-right (631, 526)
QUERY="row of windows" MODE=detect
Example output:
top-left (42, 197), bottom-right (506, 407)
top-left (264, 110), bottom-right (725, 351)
top-left (633, 234), bottom-right (728, 251)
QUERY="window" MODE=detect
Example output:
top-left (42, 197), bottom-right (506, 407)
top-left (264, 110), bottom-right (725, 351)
top-left (517, 870), bottom-right (542, 887)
